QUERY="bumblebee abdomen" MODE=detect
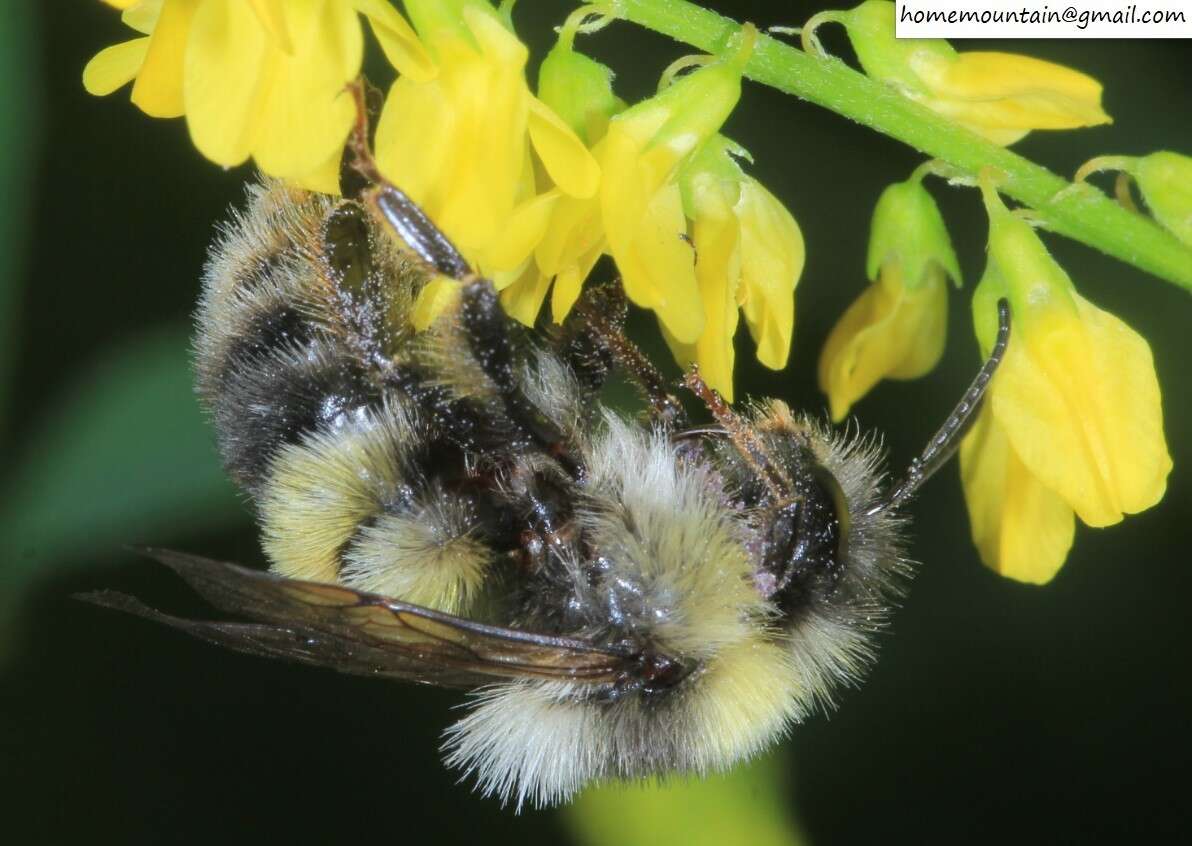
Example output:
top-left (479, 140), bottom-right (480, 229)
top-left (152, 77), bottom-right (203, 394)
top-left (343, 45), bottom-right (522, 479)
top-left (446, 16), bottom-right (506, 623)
top-left (195, 184), bottom-right (502, 615)
top-left (259, 401), bottom-right (500, 618)
top-left (195, 182), bottom-right (421, 494)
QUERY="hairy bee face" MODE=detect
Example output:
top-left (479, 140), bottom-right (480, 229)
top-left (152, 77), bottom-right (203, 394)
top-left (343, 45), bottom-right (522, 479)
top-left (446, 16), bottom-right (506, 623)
top-left (87, 134), bottom-right (1010, 807)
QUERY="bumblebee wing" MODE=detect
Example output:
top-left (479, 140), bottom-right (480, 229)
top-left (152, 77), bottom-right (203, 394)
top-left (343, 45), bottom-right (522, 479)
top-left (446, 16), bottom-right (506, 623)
top-left (79, 549), bottom-right (631, 689)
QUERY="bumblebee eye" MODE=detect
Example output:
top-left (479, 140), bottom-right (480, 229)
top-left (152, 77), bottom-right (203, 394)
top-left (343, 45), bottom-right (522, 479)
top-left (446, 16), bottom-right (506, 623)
top-left (813, 465), bottom-right (851, 565)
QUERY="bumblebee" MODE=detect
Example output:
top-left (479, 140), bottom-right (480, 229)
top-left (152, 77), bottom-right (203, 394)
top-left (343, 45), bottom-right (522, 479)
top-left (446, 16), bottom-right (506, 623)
top-left (85, 95), bottom-right (1011, 809)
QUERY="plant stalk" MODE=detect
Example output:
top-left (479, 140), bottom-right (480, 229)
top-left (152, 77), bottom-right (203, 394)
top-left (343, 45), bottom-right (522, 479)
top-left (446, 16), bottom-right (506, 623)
top-left (616, 0), bottom-right (1192, 292)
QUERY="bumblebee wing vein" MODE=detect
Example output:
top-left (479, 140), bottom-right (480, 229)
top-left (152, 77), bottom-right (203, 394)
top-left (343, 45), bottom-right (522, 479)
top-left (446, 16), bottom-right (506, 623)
top-left (77, 590), bottom-right (493, 687)
top-left (118, 549), bottom-right (630, 684)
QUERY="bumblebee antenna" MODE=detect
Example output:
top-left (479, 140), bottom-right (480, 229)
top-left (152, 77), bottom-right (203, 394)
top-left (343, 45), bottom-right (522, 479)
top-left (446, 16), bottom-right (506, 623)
top-left (878, 298), bottom-right (1011, 512)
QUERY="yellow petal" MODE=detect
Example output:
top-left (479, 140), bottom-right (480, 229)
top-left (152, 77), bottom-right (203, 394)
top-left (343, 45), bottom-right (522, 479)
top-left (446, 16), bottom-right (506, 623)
top-left (490, 260), bottom-right (527, 292)
top-left (437, 7), bottom-right (528, 253)
top-left (528, 96), bottom-right (600, 199)
top-left (690, 207), bottom-right (742, 402)
top-left (375, 75), bottom-right (455, 212)
top-left (550, 246), bottom-right (602, 323)
top-left (666, 170), bottom-right (742, 401)
top-left (104, 0), bottom-right (143, 9)
top-left (884, 278), bottom-right (947, 379)
top-left (122, 0), bottom-right (163, 35)
top-left (991, 293), bottom-right (1171, 527)
top-left (247, 0), bottom-right (293, 53)
top-left (500, 265), bottom-right (553, 327)
top-left (537, 188), bottom-right (604, 322)
top-left (912, 51), bottom-right (1110, 140)
top-left (292, 146), bottom-right (343, 195)
top-left (615, 180), bottom-right (702, 344)
top-left (737, 179), bottom-right (803, 370)
top-left (599, 114), bottom-right (669, 263)
top-left (818, 268), bottom-right (947, 422)
top-left (818, 285), bottom-right (880, 420)
top-left (600, 121), bottom-right (701, 342)
top-left (411, 277), bottom-right (464, 330)
top-left (184, 0), bottom-right (270, 167)
top-left (249, 0), bottom-right (362, 179)
top-left (131, 0), bottom-right (198, 118)
top-left (536, 192), bottom-right (603, 277)
top-left (477, 190), bottom-right (559, 274)
top-left (960, 407), bottom-right (1075, 584)
top-left (921, 112), bottom-right (1028, 145)
top-left (352, 0), bottom-right (436, 83)
top-left (83, 38), bottom-right (149, 97)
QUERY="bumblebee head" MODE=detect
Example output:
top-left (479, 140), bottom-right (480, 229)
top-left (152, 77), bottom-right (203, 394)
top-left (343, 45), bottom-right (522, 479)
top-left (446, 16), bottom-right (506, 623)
top-left (686, 298), bottom-right (1012, 620)
top-left (699, 400), bottom-right (888, 618)
top-left (748, 407), bottom-right (854, 610)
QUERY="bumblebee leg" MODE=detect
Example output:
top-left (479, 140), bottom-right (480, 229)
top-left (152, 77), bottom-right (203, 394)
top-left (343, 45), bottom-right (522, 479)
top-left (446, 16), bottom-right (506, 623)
top-left (564, 281), bottom-right (687, 430)
top-left (684, 366), bottom-right (790, 500)
top-left (459, 280), bottom-right (584, 477)
top-left (554, 282), bottom-right (623, 397)
top-left (345, 79), bottom-right (472, 281)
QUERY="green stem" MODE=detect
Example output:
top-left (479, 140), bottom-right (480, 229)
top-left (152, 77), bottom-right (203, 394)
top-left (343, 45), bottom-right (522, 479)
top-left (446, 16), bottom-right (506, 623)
top-left (615, 0), bottom-right (1192, 293)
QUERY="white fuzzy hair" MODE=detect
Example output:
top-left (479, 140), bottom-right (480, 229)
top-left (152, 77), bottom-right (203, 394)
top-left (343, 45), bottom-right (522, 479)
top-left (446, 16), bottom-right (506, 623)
top-left (440, 409), bottom-right (908, 809)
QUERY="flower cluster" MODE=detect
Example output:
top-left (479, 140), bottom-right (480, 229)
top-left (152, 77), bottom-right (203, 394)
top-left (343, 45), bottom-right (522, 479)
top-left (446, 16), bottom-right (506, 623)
top-left (85, 0), bottom-right (435, 193)
top-left (528, 17), bottom-right (804, 400)
top-left (85, 0), bottom-right (804, 399)
top-left (819, 168), bottom-right (1172, 582)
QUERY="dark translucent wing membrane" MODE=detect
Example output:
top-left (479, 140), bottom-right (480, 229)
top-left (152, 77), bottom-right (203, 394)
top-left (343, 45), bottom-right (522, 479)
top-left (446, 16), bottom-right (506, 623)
top-left (79, 549), bottom-right (631, 688)
top-left (79, 590), bottom-right (497, 688)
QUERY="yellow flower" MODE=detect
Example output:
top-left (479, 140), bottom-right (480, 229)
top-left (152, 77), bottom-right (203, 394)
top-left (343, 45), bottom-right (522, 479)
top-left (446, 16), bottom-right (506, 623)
top-left (373, 0), bottom-right (598, 299)
top-left (519, 10), bottom-right (625, 325)
top-left (596, 39), bottom-right (753, 346)
top-left (959, 182), bottom-right (1172, 583)
top-left (535, 24), bottom-right (801, 397)
top-left (84, 0), bottom-right (198, 120)
top-left (84, 0), bottom-right (435, 192)
top-left (537, 26), bottom-right (757, 352)
top-left (529, 26), bottom-right (753, 345)
top-left (819, 178), bottom-right (959, 420)
top-left (959, 405), bottom-right (1075, 584)
top-left (836, 0), bottom-right (1111, 145)
top-left (819, 264), bottom-right (947, 423)
top-left (664, 137), bottom-right (805, 401)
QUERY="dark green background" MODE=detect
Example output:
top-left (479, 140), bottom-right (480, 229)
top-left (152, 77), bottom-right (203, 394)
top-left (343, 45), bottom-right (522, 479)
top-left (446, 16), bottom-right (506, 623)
top-left (2, 1), bottom-right (1189, 843)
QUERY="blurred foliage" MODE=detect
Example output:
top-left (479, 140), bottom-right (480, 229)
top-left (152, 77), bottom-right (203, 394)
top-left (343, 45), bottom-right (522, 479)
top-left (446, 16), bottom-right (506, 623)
top-left (0, 328), bottom-right (242, 640)
top-left (565, 751), bottom-right (806, 846)
top-left (0, 3), bottom-right (37, 432)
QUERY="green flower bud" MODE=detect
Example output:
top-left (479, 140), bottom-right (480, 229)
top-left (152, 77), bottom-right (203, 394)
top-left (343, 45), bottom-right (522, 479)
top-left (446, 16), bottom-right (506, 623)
top-left (1133, 151), bottom-right (1192, 245)
top-left (974, 184), bottom-right (1077, 351)
top-left (838, 0), bottom-right (955, 95)
top-left (866, 178), bottom-right (961, 290)
top-left (538, 41), bottom-right (623, 146)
